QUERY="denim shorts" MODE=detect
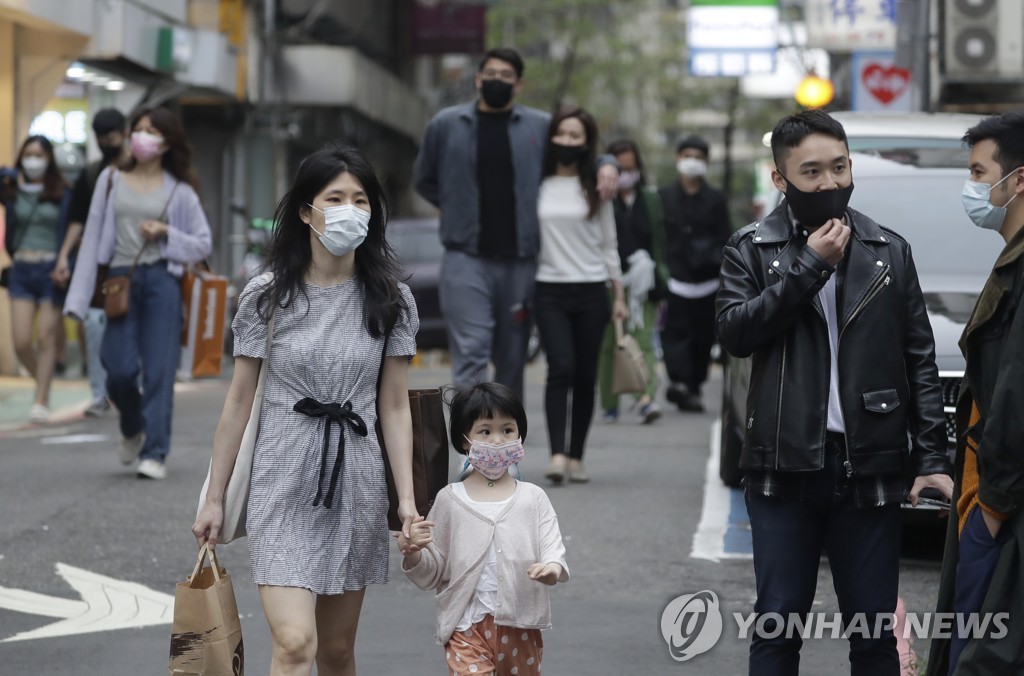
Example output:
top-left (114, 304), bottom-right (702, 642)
top-left (7, 259), bottom-right (64, 305)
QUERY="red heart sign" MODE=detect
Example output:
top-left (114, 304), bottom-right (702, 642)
top-left (862, 63), bottom-right (911, 105)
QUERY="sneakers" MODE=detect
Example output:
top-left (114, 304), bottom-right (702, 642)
top-left (602, 408), bottom-right (619, 423)
top-left (567, 459), bottom-right (589, 483)
top-left (544, 454), bottom-right (568, 485)
top-left (120, 432), bottom-right (145, 466)
top-left (136, 458), bottom-right (167, 480)
top-left (85, 397), bottom-right (111, 418)
top-left (639, 401), bottom-right (662, 424)
top-left (29, 403), bottom-right (51, 423)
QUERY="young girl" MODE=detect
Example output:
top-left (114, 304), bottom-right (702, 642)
top-left (399, 382), bottom-right (569, 675)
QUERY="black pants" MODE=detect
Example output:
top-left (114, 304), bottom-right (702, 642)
top-left (662, 291), bottom-right (717, 393)
top-left (534, 282), bottom-right (610, 460)
top-left (745, 436), bottom-right (902, 676)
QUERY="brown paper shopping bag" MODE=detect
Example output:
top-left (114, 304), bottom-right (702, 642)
top-left (169, 544), bottom-right (244, 676)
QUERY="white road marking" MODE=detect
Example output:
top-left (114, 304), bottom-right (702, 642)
top-left (690, 420), bottom-right (753, 562)
top-left (39, 434), bottom-right (110, 445)
top-left (0, 563), bottom-right (175, 642)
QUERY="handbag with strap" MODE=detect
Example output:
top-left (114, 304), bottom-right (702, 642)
top-left (100, 180), bottom-right (180, 320)
top-left (196, 309), bottom-right (274, 545)
top-left (100, 246), bottom-right (146, 319)
top-left (612, 318), bottom-right (649, 395)
top-left (376, 329), bottom-right (449, 531)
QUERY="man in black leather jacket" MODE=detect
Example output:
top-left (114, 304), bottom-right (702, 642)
top-left (716, 110), bottom-right (953, 675)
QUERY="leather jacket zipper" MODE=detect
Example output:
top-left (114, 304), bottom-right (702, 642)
top-left (840, 265), bottom-right (891, 340)
top-left (775, 338), bottom-right (787, 470)
top-left (836, 263), bottom-right (891, 478)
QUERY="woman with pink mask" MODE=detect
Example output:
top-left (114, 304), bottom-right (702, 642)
top-left (64, 106), bottom-right (211, 480)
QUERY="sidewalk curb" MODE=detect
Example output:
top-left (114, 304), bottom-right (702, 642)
top-left (0, 376), bottom-right (92, 436)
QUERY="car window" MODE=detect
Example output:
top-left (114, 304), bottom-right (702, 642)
top-left (847, 138), bottom-right (969, 169)
top-left (389, 227), bottom-right (444, 264)
top-left (849, 174), bottom-right (1002, 276)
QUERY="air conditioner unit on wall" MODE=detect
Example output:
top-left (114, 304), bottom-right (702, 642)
top-left (944, 0), bottom-right (1024, 79)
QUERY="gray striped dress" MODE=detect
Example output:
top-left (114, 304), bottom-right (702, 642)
top-left (232, 273), bottom-right (418, 594)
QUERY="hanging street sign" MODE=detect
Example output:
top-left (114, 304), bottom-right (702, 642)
top-left (687, 0), bottom-right (780, 77)
top-left (805, 0), bottom-right (899, 52)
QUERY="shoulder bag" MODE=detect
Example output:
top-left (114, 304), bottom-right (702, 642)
top-left (612, 318), bottom-right (648, 395)
top-left (196, 309), bottom-right (274, 544)
top-left (376, 329), bottom-right (449, 531)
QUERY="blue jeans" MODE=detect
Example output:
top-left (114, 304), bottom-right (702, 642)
top-left (746, 438), bottom-right (902, 676)
top-left (101, 262), bottom-right (182, 462)
top-left (85, 308), bottom-right (107, 401)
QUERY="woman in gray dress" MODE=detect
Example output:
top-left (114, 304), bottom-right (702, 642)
top-left (193, 143), bottom-right (419, 675)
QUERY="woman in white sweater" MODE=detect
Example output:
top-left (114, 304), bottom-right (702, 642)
top-left (535, 106), bottom-right (628, 484)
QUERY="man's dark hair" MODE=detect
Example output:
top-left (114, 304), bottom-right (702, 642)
top-left (607, 139), bottom-right (646, 183)
top-left (92, 108), bottom-right (126, 136)
top-left (478, 48), bottom-right (524, 79)
top-left (449, 382), bottom-right (528, 455)
top-left (676, 134), bottom-right (709, 158)
top-left (963, 111), bottom-right (1024, 177)
top-left (770, 109), bottom-right (848, 172)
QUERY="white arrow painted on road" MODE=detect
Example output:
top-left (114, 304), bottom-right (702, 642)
top-left (0, 563), bottom-right (175, 642)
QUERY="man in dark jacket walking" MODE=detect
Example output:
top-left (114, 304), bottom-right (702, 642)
top-left (413, 48), bottom-right (617, 400)
top-left (926, 112), bottom-right (1024, 676)
top-left (717, 110), bottom-right (953, 675)
top-left (659, 135), bottom-right (731, 412)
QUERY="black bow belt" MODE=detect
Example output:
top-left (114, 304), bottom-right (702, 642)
top-left (292, 398), bottom-right (368, 509)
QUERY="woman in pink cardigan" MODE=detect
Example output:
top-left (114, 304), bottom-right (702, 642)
top-left (64, 106), bottom-right (211, 479)
top-left (398, 382), bottom-right (569, 675)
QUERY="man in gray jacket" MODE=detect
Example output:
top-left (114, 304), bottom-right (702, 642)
top-left (414, 47), bottom-right (617, 399)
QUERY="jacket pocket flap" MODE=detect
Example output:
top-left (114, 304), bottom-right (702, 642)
top-left (863, 389), bottom-right (900, 413)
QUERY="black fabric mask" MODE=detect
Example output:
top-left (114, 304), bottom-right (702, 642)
top-left (551, 143), bottom-right (587, 167)
top-left (783, 178), bottom-right (855, 229)
top-left (480, 79), bottom-right (515, 109)
top-left (98, 143), bottom-right (122, 162)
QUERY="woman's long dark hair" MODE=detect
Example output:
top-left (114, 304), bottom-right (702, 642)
top-left (257, 142), bottom-right (406, 338)
top-left (543, 105), bottom-right (600, 219)
top-left (17, 135), bottom-right (67, 203)
top-left (125, 106), bottom-right (200, 191)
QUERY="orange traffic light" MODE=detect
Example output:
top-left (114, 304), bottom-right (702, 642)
top-left (795, 74), bottom-right (834, 109)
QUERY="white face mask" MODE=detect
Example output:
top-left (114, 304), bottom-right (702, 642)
top-left (307, 203), bottom-right (371, 256)
top-left (21, 156), bottom-right (48, 181)
top-left (962, 170), bottom-right (1020, 232)
top-left (677, 157), bottom-right (707, 178)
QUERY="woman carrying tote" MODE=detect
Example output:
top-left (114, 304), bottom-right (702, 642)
top-left (535, 106), bottom-right (627, 485)
top-left (193, 143), bottom-right (420, 675)
top-left (63, 106), bottom-right (212, 479)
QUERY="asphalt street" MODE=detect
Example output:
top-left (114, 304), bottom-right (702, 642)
top-left (0, 361), bottom-right (947, 675)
